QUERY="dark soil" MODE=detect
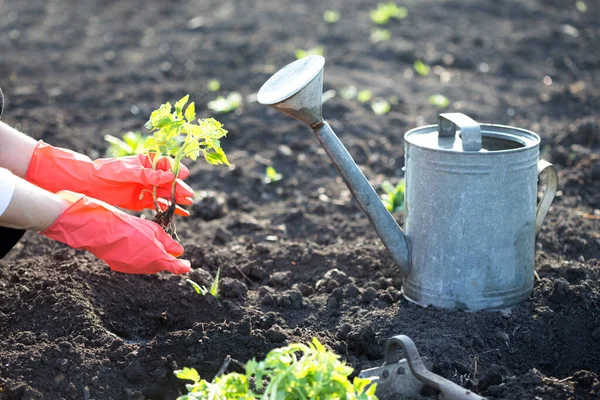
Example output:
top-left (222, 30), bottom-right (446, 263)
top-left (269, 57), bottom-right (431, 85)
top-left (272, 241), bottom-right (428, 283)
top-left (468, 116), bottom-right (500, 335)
top-left (1, 0), bottom-right (599, 399)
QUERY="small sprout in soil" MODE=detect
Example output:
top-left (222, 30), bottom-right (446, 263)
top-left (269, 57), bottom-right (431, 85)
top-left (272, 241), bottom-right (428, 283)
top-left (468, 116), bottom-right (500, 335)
top-left (323, 10), bottom-right (341, 23)
top-left (341, 85), bottom-right (358, 100)
top-left (104, 131), bottom-right (147, 157)
top-left (381, 179), bottom-right (405, 212)
top-left (264, 165), bottom-right (283, 184)
top-left (174, 337), bottom-right (378, 399)
top-left (370, 28), bottom-right (391, 43)
top-left (576, 1), bottom-right (587, 12)
top-left (357, 89), bottom-right (373, 103)
top-left (186, 267), bottom-right (220, 298)
top-left (413, 60), bottom-right (430, 77)
top-left (207, 79), bottom-right (221, 92)
top-left (207, 92), bottom-right (243, 114)
top-left (294, 46), bottom-right (324, 60)
top-left (370, 2), bottom-right (408, 25)
top-left (428, 94), bottom-right (450, 108)
top-left (371, 99), bottom-right (391, 115)
top-left (144, 95), bottom-right (230, 235)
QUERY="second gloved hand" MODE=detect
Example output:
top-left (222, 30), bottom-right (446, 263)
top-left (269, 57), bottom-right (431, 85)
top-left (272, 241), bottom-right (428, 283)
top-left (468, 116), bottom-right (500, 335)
top-left (42, 191), bottom-right (191, 274)
top-left (25, 141), bottom-right (194, 214)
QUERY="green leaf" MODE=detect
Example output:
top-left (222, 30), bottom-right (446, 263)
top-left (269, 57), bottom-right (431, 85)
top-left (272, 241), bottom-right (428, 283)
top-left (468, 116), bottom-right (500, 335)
top-left (428, 94), bottom-right (450, 108)
top-left (370, 28), bottom-right (391, 43)
top-left (207, 92), bottom-right (242, 114)
top-left (184, 102), bottom-right (196, 123)
top-left (210, 268), bottom-right (220, 298)
top-left (371, 99), bottom-right (391, 115)
top-left (203, 147), bottom-right (230, 165)
top-left (186, 279), bottom-right (208, 296)
top-left (175, 95), bottom-right (190, 113)
top-left (357, 90), bottom-right (373, 103)
top-left (264, 166), bottom-right (283, 184)
top-left (413, 60), bottom-right (430, 77)
top-left (174, 367), bottom-right (201, 383)
top-left (576, 1), bottom-right (587, 12)
top-left (323, 10), bottom-right (340, 23)
top-left (294, 46), bottom-right (324, 60)
top-left (370, 2), bottom-right (408, 25)
top-left (207, 79), bottom-right (221, 92)
top-left (341, 86), bottom-right (358, 100)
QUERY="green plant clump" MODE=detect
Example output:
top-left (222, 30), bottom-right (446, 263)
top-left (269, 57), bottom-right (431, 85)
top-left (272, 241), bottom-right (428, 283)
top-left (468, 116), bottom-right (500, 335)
top-left (264, 165), bottom-right (283, 184)
top-left (370, 2), bottom-right (408, 25)
top-left (381, 179), bottom-right (405, 212)
top-left (175, 338), bottom-right (377, 400)
top-left (207, 92), bottom-right (243, 114)
top-left (104, 131), bottom-right (147, 157)
top-left (186, 267), bottom-right (220, 298)
top-left (294, 46), bottom-right (325, 60)
top-left (144, 95), bottom-right (229, 234)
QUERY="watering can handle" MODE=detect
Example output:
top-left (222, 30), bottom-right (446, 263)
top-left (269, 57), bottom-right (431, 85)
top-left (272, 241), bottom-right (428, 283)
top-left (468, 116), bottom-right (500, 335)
top-left (536, 160), bottom-right (558, 237)
top-left (439, 113), bottom-right (482, 152)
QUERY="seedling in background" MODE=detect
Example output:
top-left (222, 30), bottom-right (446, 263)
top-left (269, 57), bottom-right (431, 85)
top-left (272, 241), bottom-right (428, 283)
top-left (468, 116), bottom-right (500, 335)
top-left (323, 10), bottom-right (341, 23)
top-left (104, 131), bottom-right (147, 157)
top-left (413, 60), bottom-right (430, 77)
top-left (381, 179), bottom-right (405, 212)
top-left (294, 46), bottom-right (324, 60)
top-left (207, 92), bottom-right (243, 114)
top-left (357, 90), bottom-right (373, 103)
top-left (186, 267), bottom-right (220, 298)
top-left (174, 337), bottom-right (377, 399)
top-left (576, 1), bottom-right (587, 12)
top-left (371, 99), bottom-right (391, 115)
top-left (370, 2), bottom-right (408, 25)
top-left (370, 28), bottom-right (391, 43)
top-left (144, 95), bottom-right (230, 235)
top-left (428, 94), bottom-right (450, 108)
top-left (341, 85), bottom-right (358, 100)
top-left (264, 165), bottom-right (283, 184)
top-left (207, 79), bottom-right (221, 92)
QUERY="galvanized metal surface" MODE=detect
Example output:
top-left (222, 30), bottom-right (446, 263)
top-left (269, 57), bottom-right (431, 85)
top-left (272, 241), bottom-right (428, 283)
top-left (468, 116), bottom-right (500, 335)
top-left (382, 335), bottom-right (487, 400)
top-left (257, 56), bottom-right (558, 311)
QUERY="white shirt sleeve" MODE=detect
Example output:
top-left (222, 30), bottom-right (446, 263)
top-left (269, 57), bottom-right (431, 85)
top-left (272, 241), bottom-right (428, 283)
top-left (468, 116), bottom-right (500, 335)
top-left (0, 168), bottom-right (16, 217)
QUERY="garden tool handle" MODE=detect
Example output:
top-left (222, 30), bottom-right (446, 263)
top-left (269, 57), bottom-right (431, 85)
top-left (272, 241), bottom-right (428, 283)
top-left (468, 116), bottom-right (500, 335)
top-left (535, 160), bottom-right (558, 237)
top-left (384, 335), bottom-right (486, 400)
top-left (438, 113), bottom-right (482, 152)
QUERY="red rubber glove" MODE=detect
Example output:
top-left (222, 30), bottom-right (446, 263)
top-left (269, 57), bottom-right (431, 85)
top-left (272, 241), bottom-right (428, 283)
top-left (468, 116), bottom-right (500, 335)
top-left (42, 191), bottom-right (191, 274)
top-left (25, 141), bottom-right (193, 215)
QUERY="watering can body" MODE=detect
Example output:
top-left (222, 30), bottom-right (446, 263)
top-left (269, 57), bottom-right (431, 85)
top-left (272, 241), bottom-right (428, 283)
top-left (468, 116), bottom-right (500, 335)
top-left (402, 118), bottom-right (556, 310)
top-left (258, 56), bottom-right (557, 311)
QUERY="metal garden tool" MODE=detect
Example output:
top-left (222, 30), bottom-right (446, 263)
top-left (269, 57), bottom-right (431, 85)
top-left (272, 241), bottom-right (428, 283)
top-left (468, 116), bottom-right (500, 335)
top-left (257, 56), bottom-right (558, 310)
top-left (359, 335), bottom-right (486, 399)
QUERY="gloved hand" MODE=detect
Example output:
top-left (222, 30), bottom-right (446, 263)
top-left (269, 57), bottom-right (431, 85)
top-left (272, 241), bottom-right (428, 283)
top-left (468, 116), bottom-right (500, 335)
top-left (25, 141), bottom-right (193, 214)
top-left (42, 191), bottom-right (191, 274)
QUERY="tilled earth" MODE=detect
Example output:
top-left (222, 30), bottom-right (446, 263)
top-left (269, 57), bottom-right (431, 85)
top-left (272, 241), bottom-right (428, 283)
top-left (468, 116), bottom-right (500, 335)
top-left (1, 0), bottom-right (599, 399)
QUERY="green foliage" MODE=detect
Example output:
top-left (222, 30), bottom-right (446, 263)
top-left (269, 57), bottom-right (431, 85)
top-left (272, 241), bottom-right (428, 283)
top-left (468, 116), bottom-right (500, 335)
top-left (294, 46), bottom-right (324, 60)
top-left (413, 60), bottom-right (430, 77)
top-left (186, 267), bottom-right (220, 298)
top-left (264, 166), bottom-right (283, 184)
top-left (370, 28), bottom-right (391, 43)
top-left (428, 94), bottom-right (450, 108)
top-left (357, 90), bottom-right (373, 103)
top-left (370, 2), bottom-right (408, 25)
top-left (323, 10), bottom-right (341, 23)
top-left (104, 131), bottom-right (147, 157)
top-left (207, 79), bottom-right (221, 92)
top-left (381, 179), bottom-right (405, 212)
top-left (207, 92), bottom-right (243, 114)
top-left (341, 86), bottom-right (358, 100)
top-left (576, 1), bottom-right (587, 12)
top-left (174, 338), bottom-right (378, 400)
top-left (371, 99), bottom-right (391, 115)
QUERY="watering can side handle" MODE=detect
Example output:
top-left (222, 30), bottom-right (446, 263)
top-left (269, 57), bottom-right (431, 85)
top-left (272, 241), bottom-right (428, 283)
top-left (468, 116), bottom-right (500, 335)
top-left (535, 160), bottom-right (558, 237)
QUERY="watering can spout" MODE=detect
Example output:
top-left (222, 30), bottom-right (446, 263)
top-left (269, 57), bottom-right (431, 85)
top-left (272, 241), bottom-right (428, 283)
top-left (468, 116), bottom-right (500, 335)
top-left (258, 56), bottom-right (410, 277)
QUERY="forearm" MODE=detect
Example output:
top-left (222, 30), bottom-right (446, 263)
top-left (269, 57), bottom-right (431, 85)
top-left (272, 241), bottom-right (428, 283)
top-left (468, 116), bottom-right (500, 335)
top-left (0, 168), bottom-right (69, 231)
top-left (0, 121), bottom-right (39, 178)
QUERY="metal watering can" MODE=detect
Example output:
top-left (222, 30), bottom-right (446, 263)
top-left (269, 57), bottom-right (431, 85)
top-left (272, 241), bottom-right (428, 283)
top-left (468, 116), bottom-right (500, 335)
top-left (257, 56), bottom-right (558, 310)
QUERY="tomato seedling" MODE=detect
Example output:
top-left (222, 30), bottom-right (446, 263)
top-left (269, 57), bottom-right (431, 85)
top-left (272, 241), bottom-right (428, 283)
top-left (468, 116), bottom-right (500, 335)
top-left (186, 267), bottom-right (220, 298)
top-left (104, 131), bottom-right (147, 157)
top-left (144, 95), bottom-right (229, 235)
top-left (174, 337), bottom-right (378, 399)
